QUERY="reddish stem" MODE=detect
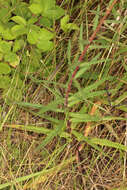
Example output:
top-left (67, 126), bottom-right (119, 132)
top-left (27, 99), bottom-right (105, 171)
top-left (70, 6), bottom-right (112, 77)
top-left (65, 0), bottom-right (117, 108)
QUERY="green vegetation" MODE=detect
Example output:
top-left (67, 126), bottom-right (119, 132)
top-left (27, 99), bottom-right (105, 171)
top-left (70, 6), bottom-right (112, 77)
top-left (0, 0), bottom-right (127, 189)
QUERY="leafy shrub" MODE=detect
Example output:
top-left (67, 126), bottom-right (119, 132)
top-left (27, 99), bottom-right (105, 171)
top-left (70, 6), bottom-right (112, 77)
top-left (0, 0), bottom-right (65, 102)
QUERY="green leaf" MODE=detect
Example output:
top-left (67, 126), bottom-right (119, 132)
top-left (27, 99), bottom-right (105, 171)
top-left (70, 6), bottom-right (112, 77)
top-left (0, 62), bottom-right (11, 74)
top-left (11, 16), bottom-right (27, 26)
top-left (61, 15), bottom-right (69, 30)
top-left (0, 76), bottom-right (11, 89)
top-left (72, 130), bottom-right (127, 152)
top-left (39, 28), bottom-right (54, 40)
top-left (43, 6), bottom-right (65, 20)
top-left (13, 2), bottom-right (31, 20)
top-left (2, 29), bottom-right (15, 40)
top-left (29, 3), bottom-right (42, 14)
top-left (37, 122), bottom-right (63, 150)
top-left (27, 17), bottom-right (38, 25)
top-left (40, 0), bottom-right (56, 13)
top-left (9, 56), bottom-right (20, 68)
top-left (0, 41), bottom-right (12, 53)
top-left (0, 23), bottom-right (4, 34)
top-left (11, 25), bottom-right (27, 37)
top-left (37, 40), bottom-right (53, 52)
top-left (61, 15), bottom-right (79, 32)
top-left (4, 52), bottom-right (19, 65)
top-left (13, 39), bottom-right (25, 52)
top-left (39, 17), bottom-right (52, 27)
top-left (27, 29), bottom-right (38, 44)
top-left (93, 5), bottom-right (100, 31)
top-left (0, 8), bottom-right (11, 23)
top-left (65, 23), bottom-right (79, 32)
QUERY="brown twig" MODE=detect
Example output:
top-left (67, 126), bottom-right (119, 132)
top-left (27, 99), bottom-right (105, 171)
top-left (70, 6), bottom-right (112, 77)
top-left (65, 0), bottom-right (117, 108)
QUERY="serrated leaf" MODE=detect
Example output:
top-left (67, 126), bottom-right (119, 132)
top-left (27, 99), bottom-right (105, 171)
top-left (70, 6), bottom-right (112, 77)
top-left (11, 16), bottom-right (27, 26)
top-left (29, 4), bottom-right (42, 14)
top-left (37, 40), bottom-right (53, 52)
top-left (0, 62), bottom-right (11, 74)
top-left (11, 25), bottom-right (27, 37)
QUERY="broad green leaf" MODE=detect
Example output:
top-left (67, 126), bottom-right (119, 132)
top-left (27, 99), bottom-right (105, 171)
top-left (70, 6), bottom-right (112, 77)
top-left (40, 0), bottom-right (56, 13)
top-left (27, 29), bottom-right (38, 44)
top-left (39, 28), bottom-right (54, 41)
top-left (2, 29), bottom-right (15, 40)
top-left (9, 55), bottom-right (20, 68)
top-left (4, 52), bottom-right (19, 64)
top-left (37, 40), bottom-right (53, 51)
top-left (0, 76), bottom-right (11, 89)
top-left (11, 16), bottom-right (27, 26)
top-left (29, 3), bottom-right (42, 14)
top-left (13, 39), bottom-right (25, 52)
top-left (0, 62), bottom-right (11, 74)
top-left (27, 17), bottom-right (38, 25)
top-left (43, 6), bottom-right (65, 20)
top-left (13, 2), bottom-right (31, 19)
top-left (11, 25), bottom-right (27, 37)
top-left (0, 41), bottom-right (11, 53)
top-left (0, 8), bottom-right (11, 23)
top-left (39, 17), bottom-right (52, 27)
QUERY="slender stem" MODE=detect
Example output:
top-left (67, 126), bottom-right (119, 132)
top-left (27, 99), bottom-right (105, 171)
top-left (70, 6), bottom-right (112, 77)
top-left (65, 0), bottom-right (117, 108)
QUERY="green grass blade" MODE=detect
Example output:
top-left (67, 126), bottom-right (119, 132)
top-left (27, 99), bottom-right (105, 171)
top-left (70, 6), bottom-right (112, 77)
top-left (72, 130), bottom-right (127, 152)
